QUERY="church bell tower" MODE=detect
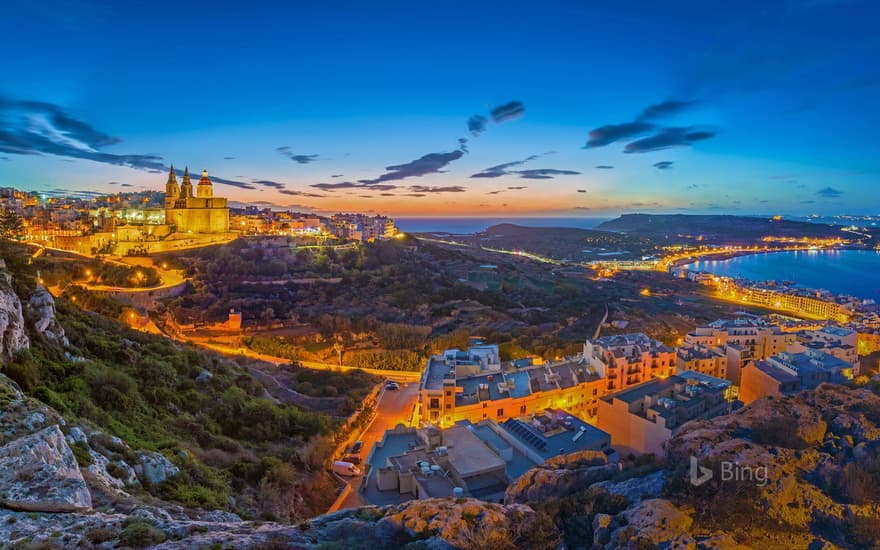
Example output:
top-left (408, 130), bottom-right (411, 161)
top-left (165, 165), bottom-right (179, 208)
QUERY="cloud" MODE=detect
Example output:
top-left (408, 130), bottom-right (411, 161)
top-left (108, 181), bottom-right (119, 185)
top-left (653, 161), bottom-right (674, 170)
top-left (458, 137), bottom-right (469, 152)
top-left (816, 186), bottom-right (842, 198)
top-left (279, 189), bottom-right (325, 198)
top-left (203, 175), bottom-right (257, 190)
top-left (584, 122), bottom-right (655, 148)
top-left (223, 156), bottom-right (235, 160)
top-left (120, 183), bottom-right (132, 187)
top-left (276, 146), bottom-right (319, 164)
top-left (595, 165), bottom-right (614, 169)
top-left (487, 190), bottom-right (504, 195)
top-left (577, 189), bottom-right (587, 193)
top-left (331, 174), bottom-right (344, 178)
top-left (358, 149), bottom-right (465, 185)
top-left (310, 181), bottom-right (398, 191)
top-left (516, 169), bottom-right (580, 179)
top-left (253, 179), bottom-right (286, 190)
top-left (471, 154), bottom-right (578, 180)
top-left (489, 101), bottom-right (525, 123)
top-left (800, 200), bottom-right (817, 204)
top-left (0, 96), bottom-right (166, 171)
top-left (471, 155), bottom-right (540, 178)
top-left (687, 183), bottom-right (699, 189)
top-left (637, 99), bottom-right (700, 121)
top-left (468, 115), bottom-right (488, 136)
top-left (624, 127), bottom-right (715, 153)
top-left (408, 185), bottom-right (466, 193)
top-left (507, 186), bottom-right (528, 190)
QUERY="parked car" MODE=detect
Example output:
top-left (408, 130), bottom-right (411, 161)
top-left (343, 453), bottom-right (362, 465)
top-left (332, 460), bottom-right (360, 477)
top-left (350, 440), bottom-right (363, 453)
top-left (385, 380), bottom-right (400, 390)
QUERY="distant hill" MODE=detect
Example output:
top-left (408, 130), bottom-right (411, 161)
top-left (597, 214), bottom-right (843, 241)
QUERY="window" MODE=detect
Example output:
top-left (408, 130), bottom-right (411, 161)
top-left (497, 408), bottom-right (504, 417)
top-left (592, 388), bottom-right (598, 396)
top-left (520, 404), bottom-right (526, 414)
top-left (446, 391), bottom-right (452, 396)
top-left (429, 398), bottom-right (440, 409)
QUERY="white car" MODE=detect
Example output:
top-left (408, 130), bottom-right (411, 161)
top-left (385, 381), bottom-right (400, 390)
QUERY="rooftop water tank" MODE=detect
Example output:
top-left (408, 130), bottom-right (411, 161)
top-left (453, 487), bottom-right (464, 497)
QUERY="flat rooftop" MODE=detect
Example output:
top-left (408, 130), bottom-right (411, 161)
top-left (443, 425), bottom-right (507, 478)
top-left (500, 409), bottom-right (610, 460)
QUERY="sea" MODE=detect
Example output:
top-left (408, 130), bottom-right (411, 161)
top-left (395, 217), bottom-right (611, 234)
top-left (684, 249), bottom-right (880, 300)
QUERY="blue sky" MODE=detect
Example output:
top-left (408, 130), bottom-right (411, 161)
top-left (1, 0), bottom-right (878, 216)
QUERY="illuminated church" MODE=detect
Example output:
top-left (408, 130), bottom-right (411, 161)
top-left (164, 165), bottom-right (229, 233)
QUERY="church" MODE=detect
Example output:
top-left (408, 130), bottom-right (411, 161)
top-left (164, 165), bottom-right (229, 234)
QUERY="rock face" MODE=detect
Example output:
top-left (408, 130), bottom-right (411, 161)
top-left (135, 451), bottom-right (180, 485)
top-left (0, 424), bottom-right (92, 512)
top-left (0, 373), bottom-right (61, 445)
top-left (504, 451), bottom-right (618, 504)
top-left (26, 279), bottom-right (69, 348)
top-left (0, 260), bottom-right (29, 359)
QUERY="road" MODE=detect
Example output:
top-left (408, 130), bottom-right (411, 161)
top-left (178, 337), bottom-right (422, 380)
top-left (338, 380), bottom-right (420, 510)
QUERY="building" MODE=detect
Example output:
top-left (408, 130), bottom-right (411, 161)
top-left (739, 349), bottom-right (853, 404)
top-left (597, 371), bottom-right (731, 457)
top-left (415, 344), bottom-right (605, 428)
top-left (675, 343), bottom-right (728, 379)
top-left (371, 409), bottom-right (612, 503)
top-left (685, 318), bottom-right (797, 385)
top-left (583, 333), bottom-right (677, 393)
top-left (164, 166), bottom-right (229, 233)
top-left (793, 326), bottom-right (858, 372)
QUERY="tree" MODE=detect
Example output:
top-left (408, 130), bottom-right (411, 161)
top-left (0, 209), bottom-right (22, 241)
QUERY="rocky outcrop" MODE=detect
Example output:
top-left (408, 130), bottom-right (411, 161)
top-left (135, 451), bottom-right (180, 485)
top-left (0, 259), bottom-right (29, 359)
top-left (26, 278), bottom-right (69, 348)
top-left (0, 424), bottom-right (92, 512)
top-left (0, 498), bottom-right (535, 549)
top-left (0, 373), bottom-right (62, 445)
top-left (504, 451), bottom-right (619, 504)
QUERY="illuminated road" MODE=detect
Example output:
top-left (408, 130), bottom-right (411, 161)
top-left (338, 380), bottom-right (419, 510)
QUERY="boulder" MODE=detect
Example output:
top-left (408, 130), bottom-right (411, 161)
top-left (135, 451), bottom-right (180, 485)
top-left (592, 470), bottom-right (666, 504)
top-left (26, 281), bottom-right (69, 348)
top-left (0, 425), bottom-right (92, 512)
top-left (0, 261), bottom-right (29, 358)
top-left (504, 462), bottom-right (619, 504)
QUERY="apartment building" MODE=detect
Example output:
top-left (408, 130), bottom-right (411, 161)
top-left (597, 371), bottom-right (732, 457)
top-left (583, 333), bottom-right (677, 393)
top-left (415, 345), bottom-right (605, 428)
top-left (685, 318), bottom-right (797, 385)
top-left (740, 349), bottom-right (853, 404)
top-left (675, 343), bottom-right (728, 379)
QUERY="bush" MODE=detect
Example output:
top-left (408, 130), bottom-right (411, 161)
top-left (749, 416), bottom-right (806, 449)
top-left (119, 521), bottom-right (166, 547)
top-left (4, 353), bottom-right (40, 390)
top-left (70, 442), bottom-right (94, 467)
top-left (85, 526), bottom-right (117, 544)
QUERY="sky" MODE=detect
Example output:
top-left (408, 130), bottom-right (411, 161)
top-left (1, 0), bottom-right (879, 217)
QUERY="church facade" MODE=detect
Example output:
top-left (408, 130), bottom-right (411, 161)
top-left (164, 166), bottom-right (229, 233)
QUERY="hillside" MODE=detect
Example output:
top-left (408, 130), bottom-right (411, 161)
top-left (598, 214), bottom-right (845, 242)
top-left (0, 248), bottom-right (379, 523)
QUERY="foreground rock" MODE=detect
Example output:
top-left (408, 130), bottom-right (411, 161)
top-left (26, 277), bottom-right (69, 348)
top-left (504, 450), bottom-right (618, 504)
top-left (0, 259), bottom-right (29, 359)
top-left (0, 498), bottom-right (535, 549)
top-left (0, 424), bottom-right (92, 512)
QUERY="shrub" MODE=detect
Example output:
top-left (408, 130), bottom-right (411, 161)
top-left (70, 442), bottom-right (94, 467)
top-left (119, 521), bottom-right (167, 548)
top-left (85, 526), bottom-right (117, 544)
top-left (749, 416), bottom-right (806, 449)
